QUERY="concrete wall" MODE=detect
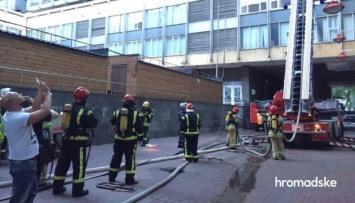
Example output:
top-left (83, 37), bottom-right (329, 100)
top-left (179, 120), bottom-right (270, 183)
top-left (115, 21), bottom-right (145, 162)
top-left (2, 86), bottom-right (245, 145)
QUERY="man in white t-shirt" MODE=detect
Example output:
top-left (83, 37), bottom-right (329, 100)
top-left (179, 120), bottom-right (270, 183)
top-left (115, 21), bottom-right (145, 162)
top-left (1, 81), bottom-right (52, 203)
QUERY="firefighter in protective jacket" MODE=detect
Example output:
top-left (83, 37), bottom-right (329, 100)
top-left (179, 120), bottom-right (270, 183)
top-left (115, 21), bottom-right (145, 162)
top-left (225, 107), bottom-right (239, 148)
top-left (53, 87), bottom-right (98, 197)
top-left (138, 101), bottom-right (153, 146)
top-left (267, 105), bottom-right (285, 160)
top-left (180, 103), bottom-right (201, 163)
top-left (108, 94), bottom-right (144, 185)
top-left (177, 102), bottom-right (187, 148)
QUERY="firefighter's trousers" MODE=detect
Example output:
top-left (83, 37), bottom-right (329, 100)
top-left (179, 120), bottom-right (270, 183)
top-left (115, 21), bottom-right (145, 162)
top-left (184, 135), bottom-right (199, 163)
top-left (269, 137), bottom-right (285, 159)
top-left (109, 139), bottom-right (137, 184)
top-left (226, 125), bottom-right (238, 147)
top-left (53, 140), bottom-right (87, 195)
top-left (141, 126), bottom-right (150, 145)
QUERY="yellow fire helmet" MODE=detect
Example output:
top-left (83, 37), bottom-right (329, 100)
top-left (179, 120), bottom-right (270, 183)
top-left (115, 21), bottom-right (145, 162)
top-left (143, 101), bottom-right (150, 108)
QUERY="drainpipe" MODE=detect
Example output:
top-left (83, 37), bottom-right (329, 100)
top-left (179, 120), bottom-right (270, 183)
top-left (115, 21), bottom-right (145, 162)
top-left (267, 0), bottom-right (271, 60)
top-left (184, 0), bottom-right (189, 64)
top-left (237, 0), bottom-right (240, 60)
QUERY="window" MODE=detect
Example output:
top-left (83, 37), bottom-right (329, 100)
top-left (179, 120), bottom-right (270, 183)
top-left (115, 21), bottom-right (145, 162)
top-left (125, 41), bottom-right (142, 55)
top-left (271, 22), bottom-right (289, 47)
top-left (343, 14), bottom-right (355, 41)
top-left (108, 43), bottom-right (123, 56)
top-left (314, 16), bottom-right (339, 43)
top-left (270, 0), bottom-right (289, 10)
top-left (76, 20), bottom-right (89, 39)
top-left (30, 0), bottom-right (38, 6)
top-left (241, 25), bottom-right (268, 49)
top-left (92, 18), bottom-right (105, 37)
top-left (29, 28), bottom-right (45, 40)
top-left (166, 35), bottom-right (186, 55)
top-left (7, 27), bottom-right (22, 35)
top-left (166, 4), bottom-right (186, 25)
top-left (241, 0), bottom-right (267, 14)
top-left (46, 25), bottom-right (59, 42)
top-left (223, 82), bottom-right (242, 105)
top-left (109, 15), bottom-right (124, 33)
top-left (146, 8), bottom-right (163, 28)
top-left (62, 23), bottom-right (72, 39)
top-left (145, 38), bottom-right (162, 57)
top-left (127, 12), bottom-right (143, 31)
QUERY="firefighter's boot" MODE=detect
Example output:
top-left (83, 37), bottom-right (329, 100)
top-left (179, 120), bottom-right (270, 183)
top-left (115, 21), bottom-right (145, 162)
top-left (125, 174), bottom-right (139, 185)
top-left (52, 180), bottom-right (66, 195)
top-left (109, 171), bottom-right (118, 182)
top-left (72, 183), bottom-right (89, 198)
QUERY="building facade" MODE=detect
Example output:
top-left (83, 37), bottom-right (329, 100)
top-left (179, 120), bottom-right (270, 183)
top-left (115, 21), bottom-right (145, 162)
top-left (1, 0), bottom-right (355, 106)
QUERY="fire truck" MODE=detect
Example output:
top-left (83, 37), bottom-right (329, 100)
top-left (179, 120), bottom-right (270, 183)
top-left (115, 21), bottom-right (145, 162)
top-left (251, 0), bottom-right (345, 145)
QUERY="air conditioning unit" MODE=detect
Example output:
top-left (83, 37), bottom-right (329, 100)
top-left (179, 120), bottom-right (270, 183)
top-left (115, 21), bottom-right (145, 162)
top-left (135, 22), bottom-right (142, 30)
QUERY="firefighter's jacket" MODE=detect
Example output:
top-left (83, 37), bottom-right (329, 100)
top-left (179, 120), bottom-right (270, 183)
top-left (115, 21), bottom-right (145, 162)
top-left (225, 111), bottom-right (239, 130)
top-left (139, 107), bottom-right (154, 127)
top-left (111, 106), bottom-right (144, 140)
top-left (64, 103), bottom-right (98, 140)
top-left (180, 110), bottom-right (201, 136)
top-left (267, 114), bottom-right (283, 138)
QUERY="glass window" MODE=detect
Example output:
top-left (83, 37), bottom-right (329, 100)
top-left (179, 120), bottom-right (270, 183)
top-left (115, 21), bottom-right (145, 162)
top-left (76, 20), bottom-right (89, 39)
top-left (127, 12), bottom-right (143, 31)
top-left (62, 23), bottom-right (72, 39)
top-left (241, 0), bottom-right (268, 14)
top-left (280, 22), bottom-right (289, 46)
top-left (30, 28), bottom-right (45, 40)
top-left (46, 25), bottom-right (59, 42)
top-left (108, 43), bottom-right (123, 56)
top-left (146, 8), bottom-right (163, 28)
top-left (109, 15), bottom-right (124, 33)
top-left (242, 25), bottom-right (268, 49)
top-left (271, 24), bottom-right (279, 46)
top-left (270, 0), bottom-right (286, 9)
top-left (125, 41), bottom-right (142, 55)
top-left (343, 14), bottom-right (355, 40)
top-left (249, 4), bottom-right (259, 13)
top-left (315, 16), bottom-right (339, 43)
top-left (92, 18), bottom-right (105, 37)
top-left (166, 4), bottom-right (186, 25)
top-left (271, 22), bottom-right (289, 47)
top-left (166, 35), bottom-right (186, 55)
top-left (145, 38), bottom-right (162, 57)
top-left (223, 83), bottom-right (242, 105)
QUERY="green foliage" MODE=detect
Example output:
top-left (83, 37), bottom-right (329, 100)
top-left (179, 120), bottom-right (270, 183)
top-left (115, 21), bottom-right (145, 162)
top-left (332, 87), bottom-right (354, 110)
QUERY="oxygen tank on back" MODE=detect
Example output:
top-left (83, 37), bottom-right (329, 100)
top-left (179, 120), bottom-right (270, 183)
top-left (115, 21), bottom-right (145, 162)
top-left (271, 115), bottom-right (278, 131)
top-left (61, 104), bottom-right (72, 130)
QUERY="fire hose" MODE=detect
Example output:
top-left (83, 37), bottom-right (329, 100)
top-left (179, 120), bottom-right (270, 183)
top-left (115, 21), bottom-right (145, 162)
top-left (0, 134), bottom-right (271, 202)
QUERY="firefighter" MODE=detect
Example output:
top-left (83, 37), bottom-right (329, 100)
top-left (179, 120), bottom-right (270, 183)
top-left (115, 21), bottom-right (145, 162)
top-left (177, 102), bottom-right (187, 148)
top-left (267, 105), bottom-right (285, 160)
top-left (108, 94), bottom-right (144, 185)
top-left (53, 87), bottom-right (98, 197)
top-left (180, 103), bottom-right (201, 163)
top-left (225, 107), bottom-right (239, 149)
top-left (138, 101), bottom-right (154, 146)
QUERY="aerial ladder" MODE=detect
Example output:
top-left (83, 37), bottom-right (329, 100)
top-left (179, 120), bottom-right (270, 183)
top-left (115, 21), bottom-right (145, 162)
top-left (280, 0), bottom-right (348, 146)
